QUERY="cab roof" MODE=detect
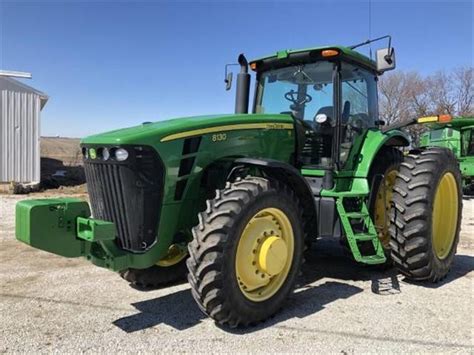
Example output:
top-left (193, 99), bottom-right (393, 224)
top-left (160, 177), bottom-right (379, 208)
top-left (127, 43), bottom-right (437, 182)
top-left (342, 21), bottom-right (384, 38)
top-left (250, 45), bottom-right (377, 73)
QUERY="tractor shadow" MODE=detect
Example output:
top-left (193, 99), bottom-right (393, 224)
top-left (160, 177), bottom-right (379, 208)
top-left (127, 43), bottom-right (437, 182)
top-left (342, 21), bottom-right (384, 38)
top-left (113, 239), bottom-right (473, 333)
top-left (113, 288), bottom-right (206, 332)
top-left (113, 281), bottom-right (364, 333)
top-left (303, 238), bottom-right (474, 289)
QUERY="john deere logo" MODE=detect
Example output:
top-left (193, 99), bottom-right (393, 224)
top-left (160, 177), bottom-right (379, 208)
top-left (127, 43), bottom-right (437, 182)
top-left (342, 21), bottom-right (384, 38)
top-left (89, 148), bottom-right (97, 159)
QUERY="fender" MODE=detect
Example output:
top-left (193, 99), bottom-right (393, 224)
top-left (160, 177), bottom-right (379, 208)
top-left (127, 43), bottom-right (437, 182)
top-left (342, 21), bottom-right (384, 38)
top-left (354, 129), bottom-right (410, 177)
top-left (233, 157), bottom-right (317, 228)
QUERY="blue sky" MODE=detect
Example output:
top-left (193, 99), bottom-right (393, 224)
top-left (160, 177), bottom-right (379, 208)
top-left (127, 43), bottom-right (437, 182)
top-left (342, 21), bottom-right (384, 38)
top-left (0, 0), bottom-right (472, 137)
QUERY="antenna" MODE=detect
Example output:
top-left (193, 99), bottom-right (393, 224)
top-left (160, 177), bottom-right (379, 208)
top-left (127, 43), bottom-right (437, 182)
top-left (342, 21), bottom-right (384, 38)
top-left (368, 0), bottom-right (372, 59)
top-left (0, 70), bottom-right (32, 79)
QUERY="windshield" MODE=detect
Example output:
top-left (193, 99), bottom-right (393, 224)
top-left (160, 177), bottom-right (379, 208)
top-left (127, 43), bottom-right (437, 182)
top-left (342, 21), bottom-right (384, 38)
top-left (255, 61), bottom-right (335, 123)
top-left (255, 60), bottom-right (378, 169)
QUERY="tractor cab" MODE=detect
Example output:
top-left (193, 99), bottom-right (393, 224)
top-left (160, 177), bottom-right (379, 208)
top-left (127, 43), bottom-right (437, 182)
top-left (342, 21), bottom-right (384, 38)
top-left (253, 53), bottom-right (378, 170)
top-left (460, 125), bottom-right (474, 158)
top-left (247, 41), bottom-right (396, 177)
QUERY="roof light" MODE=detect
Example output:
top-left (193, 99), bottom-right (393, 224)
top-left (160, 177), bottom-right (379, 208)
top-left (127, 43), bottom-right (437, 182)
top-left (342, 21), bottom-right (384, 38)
top-left (321, 49), bottom-right (339, 57)
top-left (438, 114), bottom-right (452, 123)
top-left (417, 116), bottom-right (438, 123)
top-left (417, 114), bottom-right (452, 124)
top-left (250, 62), bottom-right (257, 71)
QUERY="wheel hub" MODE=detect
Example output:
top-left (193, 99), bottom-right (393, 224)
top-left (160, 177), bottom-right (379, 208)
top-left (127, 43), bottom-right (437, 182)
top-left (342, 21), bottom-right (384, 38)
top-left (258, 236), bottom-right (288, 276)
top-left (432, 172), bottom-right (459, 259)
top-left (235, 208), bottom-right (294, 302)
top-left (374, 169), bottom-right (398, 248)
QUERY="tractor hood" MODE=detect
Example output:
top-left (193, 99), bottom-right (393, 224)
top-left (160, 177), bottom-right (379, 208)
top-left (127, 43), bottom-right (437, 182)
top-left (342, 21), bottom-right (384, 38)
top-left (81, 113), bottom-right (293, 145)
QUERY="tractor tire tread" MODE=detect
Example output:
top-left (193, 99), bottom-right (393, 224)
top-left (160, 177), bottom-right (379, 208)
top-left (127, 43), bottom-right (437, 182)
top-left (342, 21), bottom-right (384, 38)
top-left (187, 176), bottom-right (304, 327)
top-left (389, 147), bottom-right (462, 282)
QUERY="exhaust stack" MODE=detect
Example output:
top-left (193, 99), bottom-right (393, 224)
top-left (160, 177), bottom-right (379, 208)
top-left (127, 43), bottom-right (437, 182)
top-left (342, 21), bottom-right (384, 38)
top-left (235, 54), bottom-right (250, 114)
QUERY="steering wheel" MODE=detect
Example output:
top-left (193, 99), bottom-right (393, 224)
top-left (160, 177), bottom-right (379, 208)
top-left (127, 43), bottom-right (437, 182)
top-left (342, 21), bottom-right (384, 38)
top-left (347, 115), bottom-right (365, 134)
top-left (284, 90), bottom-right (312, 106)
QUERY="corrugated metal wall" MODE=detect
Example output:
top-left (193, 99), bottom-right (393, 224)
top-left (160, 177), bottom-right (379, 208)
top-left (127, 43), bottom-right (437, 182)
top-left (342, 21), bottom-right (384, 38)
top-left (0, 89), bottom-right (41, 183)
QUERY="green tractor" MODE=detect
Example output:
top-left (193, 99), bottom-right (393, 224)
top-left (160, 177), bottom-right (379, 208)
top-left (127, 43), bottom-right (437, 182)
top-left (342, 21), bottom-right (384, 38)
top-left (420, 117), bottom-right (474, 194)
top-left (16, 37), bottom-right (463, 327)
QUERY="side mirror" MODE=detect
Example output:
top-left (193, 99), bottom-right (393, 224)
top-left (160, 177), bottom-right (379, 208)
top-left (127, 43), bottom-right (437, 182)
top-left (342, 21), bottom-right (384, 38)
top-left (225, 72), bottom-right (233, 91)
top-left (376, 47), bottom-right (396, 72)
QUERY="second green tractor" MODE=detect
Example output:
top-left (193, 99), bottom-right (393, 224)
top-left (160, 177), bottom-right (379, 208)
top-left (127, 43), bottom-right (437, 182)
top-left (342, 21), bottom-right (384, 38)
top-left (420, 118), bottom-right (474, 195)
top-left (16, 38), bottom-right (463, 327)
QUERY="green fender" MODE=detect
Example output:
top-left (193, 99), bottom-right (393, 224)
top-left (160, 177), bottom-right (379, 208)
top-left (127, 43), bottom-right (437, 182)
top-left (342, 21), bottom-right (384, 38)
top-left (353, 129), bottom-right (410, 178)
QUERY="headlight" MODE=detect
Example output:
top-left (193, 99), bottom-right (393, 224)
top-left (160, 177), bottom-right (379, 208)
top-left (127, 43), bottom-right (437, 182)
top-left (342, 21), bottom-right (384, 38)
top-left (102, 148), bottom-right (110, 161)
top-left (114, 148), bottom-right (129, 161)
top-left (89, 148), bottom-right (97, 160)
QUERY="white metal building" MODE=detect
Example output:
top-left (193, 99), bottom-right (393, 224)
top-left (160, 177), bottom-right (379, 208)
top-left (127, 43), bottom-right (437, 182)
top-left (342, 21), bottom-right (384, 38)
top-left (0, 76), bottom-right (48, 184)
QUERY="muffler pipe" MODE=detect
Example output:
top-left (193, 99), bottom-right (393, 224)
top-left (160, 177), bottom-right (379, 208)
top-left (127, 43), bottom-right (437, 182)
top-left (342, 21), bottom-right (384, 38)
top-left (235, 54), bottom-right (250, 114)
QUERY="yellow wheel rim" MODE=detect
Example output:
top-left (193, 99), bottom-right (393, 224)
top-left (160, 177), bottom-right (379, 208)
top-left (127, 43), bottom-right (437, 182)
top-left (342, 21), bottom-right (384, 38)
top-left (432, 172), bottom-right (459, 260)
top-left (156, 244), bottom-right (188, 267)
top-left (235, 208), bottom-right (294, 302)
top-left (374, 169), bottom-right (398, 248)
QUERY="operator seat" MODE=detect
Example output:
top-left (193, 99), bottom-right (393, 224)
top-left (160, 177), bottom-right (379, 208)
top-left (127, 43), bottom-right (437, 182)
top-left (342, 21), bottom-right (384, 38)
top-left (314, 106), bottom-right (334, 163)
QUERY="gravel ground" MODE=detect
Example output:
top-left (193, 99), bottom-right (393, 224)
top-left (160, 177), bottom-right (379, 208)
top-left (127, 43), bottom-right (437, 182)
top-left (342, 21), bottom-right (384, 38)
top-left (0, 194), bottom-right (473, 353)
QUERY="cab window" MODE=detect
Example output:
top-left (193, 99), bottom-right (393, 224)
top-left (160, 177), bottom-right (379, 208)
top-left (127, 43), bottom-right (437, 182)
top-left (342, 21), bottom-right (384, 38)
top-left (339, 63), bottom-right (378, 166)
top-left (461, 129), bottom-right (474, 156)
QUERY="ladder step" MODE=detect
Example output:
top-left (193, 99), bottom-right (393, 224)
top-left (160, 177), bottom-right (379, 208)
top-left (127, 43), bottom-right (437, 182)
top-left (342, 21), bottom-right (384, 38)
top-left (359, 255), bottom-right (387, 265)
top-left (354, 233), bottom-right (377, 241)
top-left (345, 212), bottom-right (369, 219)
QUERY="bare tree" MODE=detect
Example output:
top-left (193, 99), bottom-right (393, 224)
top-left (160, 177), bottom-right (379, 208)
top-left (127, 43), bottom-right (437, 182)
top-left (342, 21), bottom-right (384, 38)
top-left (378, 72), bottom-right (411, 124)
top-left (378, 66), bottom-right (474, 145)
top-left (427, 71), bottom-right (457, 115)
top-left (454, 66), bottom-right (474, 115)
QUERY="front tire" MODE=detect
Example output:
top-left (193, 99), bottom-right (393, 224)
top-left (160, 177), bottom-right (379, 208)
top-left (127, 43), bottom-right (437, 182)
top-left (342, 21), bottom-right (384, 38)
top-left (187, 177), bottom-right (304, 327)
top-left (389, 148), bottom-right (462, 282)
top-left (120, 244), bottom-right (188, 288)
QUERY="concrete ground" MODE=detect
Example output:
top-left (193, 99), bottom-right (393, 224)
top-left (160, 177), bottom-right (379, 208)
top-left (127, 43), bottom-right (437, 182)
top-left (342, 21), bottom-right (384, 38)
top-left (1, 194), bottom-right (473, 353)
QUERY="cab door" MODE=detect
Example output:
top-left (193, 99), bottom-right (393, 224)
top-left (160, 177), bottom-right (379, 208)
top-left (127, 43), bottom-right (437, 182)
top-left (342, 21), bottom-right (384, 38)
top-left (336, 62), bottom-right (378, 172)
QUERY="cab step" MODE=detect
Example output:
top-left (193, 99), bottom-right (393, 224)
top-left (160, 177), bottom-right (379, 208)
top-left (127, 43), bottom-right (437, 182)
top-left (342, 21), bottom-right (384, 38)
top-left (360, 254), bottom-right (387, 264)
top-left (354, 233), bottom-right (376, 241)
top-left (345, 211), bottom-right (369, 219)
top-left (336, 197), bottom-right (386, 265)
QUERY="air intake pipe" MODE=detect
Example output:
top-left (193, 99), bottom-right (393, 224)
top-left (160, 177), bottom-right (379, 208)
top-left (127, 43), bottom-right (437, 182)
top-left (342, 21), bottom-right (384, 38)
top-left (235, 54), bottom-right (251, 114)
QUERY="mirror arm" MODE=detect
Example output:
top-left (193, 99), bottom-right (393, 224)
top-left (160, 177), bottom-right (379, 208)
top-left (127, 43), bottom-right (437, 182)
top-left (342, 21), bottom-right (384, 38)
top-left (224, 63), bottom-right (239, 91)
top-left (349, 34), bottom-right (392, 51)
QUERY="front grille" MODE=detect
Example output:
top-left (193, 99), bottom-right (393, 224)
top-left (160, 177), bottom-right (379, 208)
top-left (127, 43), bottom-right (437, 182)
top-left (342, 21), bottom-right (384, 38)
top-left (83, 145), bottom-right (164, 252)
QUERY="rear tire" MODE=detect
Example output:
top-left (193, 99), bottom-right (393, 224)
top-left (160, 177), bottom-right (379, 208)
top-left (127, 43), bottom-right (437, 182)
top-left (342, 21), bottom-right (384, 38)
top-left (366, 147), bottom-right (403, 260)
top-left (389, 148), bottom-right (462, 282)
top-left (187, 176), bottom-right (304, 327)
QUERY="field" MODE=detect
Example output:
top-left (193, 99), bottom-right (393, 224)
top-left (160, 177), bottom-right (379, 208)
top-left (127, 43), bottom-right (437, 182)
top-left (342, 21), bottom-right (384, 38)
top-left (40, 137), bottom-right (82, 165)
